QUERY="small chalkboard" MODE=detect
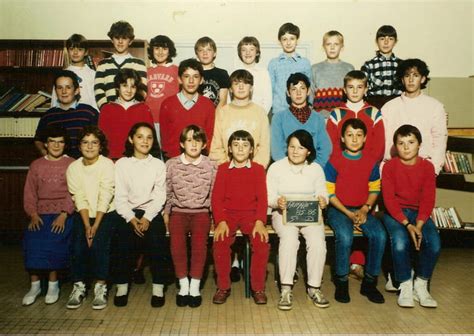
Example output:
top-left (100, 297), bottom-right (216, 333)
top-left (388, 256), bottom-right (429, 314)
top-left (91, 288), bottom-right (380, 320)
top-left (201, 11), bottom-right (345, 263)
top-left (282, 195), bottom-right (322, 226)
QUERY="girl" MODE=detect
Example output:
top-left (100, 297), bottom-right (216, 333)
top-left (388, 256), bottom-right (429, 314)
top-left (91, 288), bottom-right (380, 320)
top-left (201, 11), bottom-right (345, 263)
top-left (66, 126), bottom-right (117, 310)
top-left (98, 68), bottom-right (154, 160)
top-left (22, 126), bottom-right (75, 306)
top-left (113, 122), bottom-right (170, 308)
top-left (267, 129), bottom-right (329, 311)
top-left (164, 125), bottom-right (216, 308)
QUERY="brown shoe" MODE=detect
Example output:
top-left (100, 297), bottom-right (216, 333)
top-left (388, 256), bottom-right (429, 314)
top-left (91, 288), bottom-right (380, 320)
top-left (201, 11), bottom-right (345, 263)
top-left (252, 290), bottom-right (267, 305)
top-left (212, 288), bottom-right (231, 304)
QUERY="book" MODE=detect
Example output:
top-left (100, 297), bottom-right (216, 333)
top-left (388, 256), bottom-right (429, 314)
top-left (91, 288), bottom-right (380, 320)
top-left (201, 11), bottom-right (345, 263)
top-left (432, 206), bottom-right (464, 229)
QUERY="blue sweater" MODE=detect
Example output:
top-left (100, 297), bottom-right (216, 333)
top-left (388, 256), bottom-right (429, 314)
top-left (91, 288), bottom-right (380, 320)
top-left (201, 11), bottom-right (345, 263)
top-left (271, 108), bottom-right (332, 168)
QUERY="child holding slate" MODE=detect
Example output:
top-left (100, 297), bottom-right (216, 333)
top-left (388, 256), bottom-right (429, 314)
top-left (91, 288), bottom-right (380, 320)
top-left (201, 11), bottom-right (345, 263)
top-left (267, 129), bottom-right (329, 311)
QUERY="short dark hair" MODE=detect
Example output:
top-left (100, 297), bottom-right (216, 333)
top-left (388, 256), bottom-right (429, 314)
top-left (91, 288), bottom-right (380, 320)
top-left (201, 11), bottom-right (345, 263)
top-left (286, 129), bottom-right (316, 163)
top-left (237, 36), bottom-right (261, 63)
top-left (194, 36), bottom-right (217, 53)
top-left (148, 35), bottom-right (177, 64)
top-left (107, 20), bottom-right (135, 40)
top-left (178, 58), bottom-right (204, 77)
top-left (66, 34), bottom-right (88, 50)
top-left (42, 125), bottom-right (70, 151)
top-left (343, 70), bottom-right (368, 87)
top-left (278, 22), bottom-right (300, 39)
top-left (376, 25), bottom-right (397, 40)
top-left (78, 125), bottom-right (109, 157)
top-left (286, 72), bottom-right (311, 105)
top-left (114, 68), bottom-right (147, 101)
top-left (54, 70), bottom-right (80, 101)
top-left (396, 58), bottom-right (430, 90)
top-left (393, 124), bottom-right (422, 145)
top-left (123, 122), bottom-right (161, 158)
top-left (340, 118), bottom-right (367, 150)
top-left (230, 69), bottom-right (254, 86)
top-left (227, 130), bottom-right (254, 160)
top-left (179, 124), bottom-right (208, 154)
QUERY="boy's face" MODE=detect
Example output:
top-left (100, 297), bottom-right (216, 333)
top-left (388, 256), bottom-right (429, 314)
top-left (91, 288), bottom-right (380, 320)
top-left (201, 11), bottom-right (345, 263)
top-left (402, 67), bottom-right (426, 96)
top-left (287, 81), bottom-right (310, 108)
top-left (67, 47), bottom-right (87, 65)
top-left (343, 78), bottom-right (368, 104)
top-left (80, 134), bottom-right (101, 161)
top-left (55, 76), bottom-right (79, 107)
top-left (395, 133), bottom-right (420, 164)
top-left (178, 68), bottom-right (203, 96)
top-left (45, 136), bottom-right (66, 159)
top-left (240, 44), bottom-right (258, 65)
top-left (118, 78), bottom-right (137, 102)
top-left (196, 44), bottom-right (216, 66)
top-left (376, 35), bottom-right (396, 56)
top-left (323, 36), bottom-right (343, 60)
top-left (230, 80), bottom-right (252, 101)
top-left (279, 33), bottom-right (298, 55)
top-left (180, 130), bottom-right (205, 161)
top-left (341, 125), bottom-right (366, 153)
top-left (229, 139), bottom-right (253, 165)
top-left (153, 46), bottom-right (169, 65)
top-left (111, 36), bottom-right (132, 55)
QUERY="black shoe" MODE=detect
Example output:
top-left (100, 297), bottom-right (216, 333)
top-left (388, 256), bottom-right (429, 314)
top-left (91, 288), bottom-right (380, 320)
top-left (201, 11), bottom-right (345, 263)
top-left (334, 278), bottom-right (350, 303)
top-left (114, 294), bottom-right (128, 307)
top-left (230, 266), bottom-right (241, 282)
top-left (176, 294), bottom-right (189, 307)
top-left (151, 295), bottom-right (165, 308)
top-left (188, 295), bottom-right (202, 308)
top-left (361, 278), bottom-right (385, 304)
top-left (133, 269), bottom-right (146, 285)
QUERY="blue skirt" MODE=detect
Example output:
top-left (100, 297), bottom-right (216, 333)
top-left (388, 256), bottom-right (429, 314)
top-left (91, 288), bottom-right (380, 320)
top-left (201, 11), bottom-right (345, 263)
top-left (23, 213), bottom-right (74, 270)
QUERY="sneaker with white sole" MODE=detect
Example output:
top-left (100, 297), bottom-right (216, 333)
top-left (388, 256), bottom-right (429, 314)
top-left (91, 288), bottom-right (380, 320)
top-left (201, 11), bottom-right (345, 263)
top-left (307, 288), bottom-right (330, 308)
top-left (413, 277), bottom-right (437, 308)
top-left (22, 286), bottom-right (41, 306)
top-left (92, 283), bottom-right (108, 310)
top-left (385, 273), bottom-right (399, 292)
top-left (278, 289), bottom-right (293, 311)
top-left (66, 282), bottom-right (86, 309)
top-left (397, 279), bottom-right (414, 308)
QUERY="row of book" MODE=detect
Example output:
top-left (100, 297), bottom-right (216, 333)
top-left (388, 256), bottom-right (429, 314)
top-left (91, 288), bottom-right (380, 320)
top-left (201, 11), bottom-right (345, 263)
top-left (0, 87), bottom-right (51, 112)
top-left (0, 49), bottom-right (65, 67)
top-left (0, 118), bottom-right (39, 138)
top-left (431, 207), bottom-right (463, 229)
top-left (443, 151), bottom-right (472, 174)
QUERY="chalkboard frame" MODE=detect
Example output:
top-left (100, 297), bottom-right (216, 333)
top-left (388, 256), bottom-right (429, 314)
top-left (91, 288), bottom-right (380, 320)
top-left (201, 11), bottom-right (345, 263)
top-left (282, 195), bottom-right (323, 226)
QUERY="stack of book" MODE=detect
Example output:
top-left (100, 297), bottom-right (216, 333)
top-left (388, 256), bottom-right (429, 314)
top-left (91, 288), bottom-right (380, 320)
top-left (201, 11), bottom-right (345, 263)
top-left (0, 87), bottom-right (51, 112)
top-left (443, 151), bottom-right (472, 174)
top-left (431, 207), bottom-right (463, 229)
top-left (0, 49), bottom-right (64, 67)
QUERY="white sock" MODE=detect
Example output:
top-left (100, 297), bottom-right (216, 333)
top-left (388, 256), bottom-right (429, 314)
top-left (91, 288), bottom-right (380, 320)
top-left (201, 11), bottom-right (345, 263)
top-left (31, 280), bottom-right (41, 291)
top-left (189, 278), bottom-right (201, 297)
top-left (116, 283), bottom-right (128, 296)
top-left (178, 277), bottom-right (189, 296)
top-left (47, 281), bottom-right (59, 293)
top-left (232, 258), bottom-right (240, 268)
top-left (281, 285), bottom-right (292, 292)
top-left (152, 283), bottom-right (164, 297)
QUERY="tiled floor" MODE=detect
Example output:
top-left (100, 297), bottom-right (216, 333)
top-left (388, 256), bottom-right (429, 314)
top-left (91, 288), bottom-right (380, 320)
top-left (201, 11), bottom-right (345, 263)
top-left (0, 244), bottom-right (473, 335)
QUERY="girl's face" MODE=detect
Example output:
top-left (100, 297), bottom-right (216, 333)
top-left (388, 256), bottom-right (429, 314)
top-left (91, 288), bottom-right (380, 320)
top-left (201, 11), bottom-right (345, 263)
top-left (45, 136), bottom-right (66, 160)
top-left (153, 46), bottom-right (170, 65)
top-left (180, 130), bottom-right (205, 162)
top-left (80, 134), bottom-right (101, 162)
top-left (287, 136), bottom-right (310, 166)
top-left (129, 126), bottom-right (154, 159)
top-left (118, 78), bottom-right (137, 102)
top-left (240, 44), bottom-right (258, 65)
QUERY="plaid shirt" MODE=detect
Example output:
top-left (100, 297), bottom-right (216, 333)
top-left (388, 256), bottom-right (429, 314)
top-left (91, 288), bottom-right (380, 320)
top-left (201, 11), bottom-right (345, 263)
top-left (361, 52), bottom-right (403, 96)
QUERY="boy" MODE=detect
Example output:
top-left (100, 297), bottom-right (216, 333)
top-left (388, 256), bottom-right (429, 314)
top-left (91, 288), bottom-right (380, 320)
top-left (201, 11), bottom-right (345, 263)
top-left (209, 69), bottom-right (270, 167)
top-left (35, 70), bottom-right (98, 158)
top-left (51, 34), bottom-right (98, 111)
top-left (271, 73), bottom-right (331, 168)
top-left (268, 22), bottom-right (312, 115)
top-left (94, 20), bottom-right (147, 109)
top-left (159, 58), bottom-right (215, 160)
top-left (382, 58), bottom-right (447, 175)
top-left (361, 25), bottom-right (402, 108)
top-left (382, 124), bottom-right (440, 308)
top-left (327, 70), bottom-right (385, 161)
top-left (212, 130), bottom-right (269, 305)
top-left (312, 30), bottom-right (354, 119)
top-left (325, 118), bottom-right (386, 304)
top-left (195, 36), bottom-right (230, 110)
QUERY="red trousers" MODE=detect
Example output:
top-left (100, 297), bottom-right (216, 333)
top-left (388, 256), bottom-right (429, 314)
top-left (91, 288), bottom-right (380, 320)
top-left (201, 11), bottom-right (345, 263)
top-left (213, 210), bottom-right (269, 291)
top-left (169, 211), bottom-right (211, 279)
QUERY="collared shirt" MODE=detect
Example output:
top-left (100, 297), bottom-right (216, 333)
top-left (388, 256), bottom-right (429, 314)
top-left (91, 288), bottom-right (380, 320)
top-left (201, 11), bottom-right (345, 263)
top-left (179, 153), bottom-right (203, 166)
top-left (361, 52), bottom-right (403, 96)
top-left (229, 159), bottom-right (252, 169)
top-left (112, 53), bottom-right (132, 65)
top-left (177, 91), bottom-right (199, 110)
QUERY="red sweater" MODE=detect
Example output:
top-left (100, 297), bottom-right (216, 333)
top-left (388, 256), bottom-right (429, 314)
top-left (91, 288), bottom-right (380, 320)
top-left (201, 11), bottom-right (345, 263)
top-left (98, 102), bottom-right (154, 159)
top-left (382, 156), bottom-right (435, 223)
top-left (327, 103), bottom-right (385, 161)
top-left (145, 64), bottom-right (179, 122)
top-left (211, 161), bottom-right (268, 224)
top-left (159, 95), bottom-right (215, 158)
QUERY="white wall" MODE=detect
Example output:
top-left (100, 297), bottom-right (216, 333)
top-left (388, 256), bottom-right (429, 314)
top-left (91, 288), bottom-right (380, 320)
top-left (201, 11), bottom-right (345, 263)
top-left (1, 0), bottom-right (473, 77)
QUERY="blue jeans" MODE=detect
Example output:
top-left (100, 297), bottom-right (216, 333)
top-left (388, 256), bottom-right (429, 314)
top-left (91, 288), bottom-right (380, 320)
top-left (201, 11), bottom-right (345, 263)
top-left (383, 208), bottom-right (441, 283)
top-left (328, 206), bottom-right (386, 278)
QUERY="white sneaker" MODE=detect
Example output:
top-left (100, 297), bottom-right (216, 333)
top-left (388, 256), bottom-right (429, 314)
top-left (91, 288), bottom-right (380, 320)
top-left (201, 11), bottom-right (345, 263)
top-left (278, 289), bottom-right (293, 311)
top-left (66, 282), bottom-right (86, 309)
top-left (385, 273), bottom-right (399, 292)
top-left (307, 288), bottom-right (330, 308)
top-left (22, 286), bottom-right (41, 306)
top-left (45, 282), bottom-right (60, 304)
top-left (92, 283), bottom-right (108, 310)
top-left (397, 279), bottom-right (414, 308)
top-left (413, 277), bottom-right (438, 308)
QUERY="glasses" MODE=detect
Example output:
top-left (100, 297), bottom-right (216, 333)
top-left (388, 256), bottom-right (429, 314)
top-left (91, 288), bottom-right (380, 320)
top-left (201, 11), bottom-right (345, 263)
top-left (80, 140), bottom-right (100, 147)
top-left (47, 139), bottom-right (65, 145)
